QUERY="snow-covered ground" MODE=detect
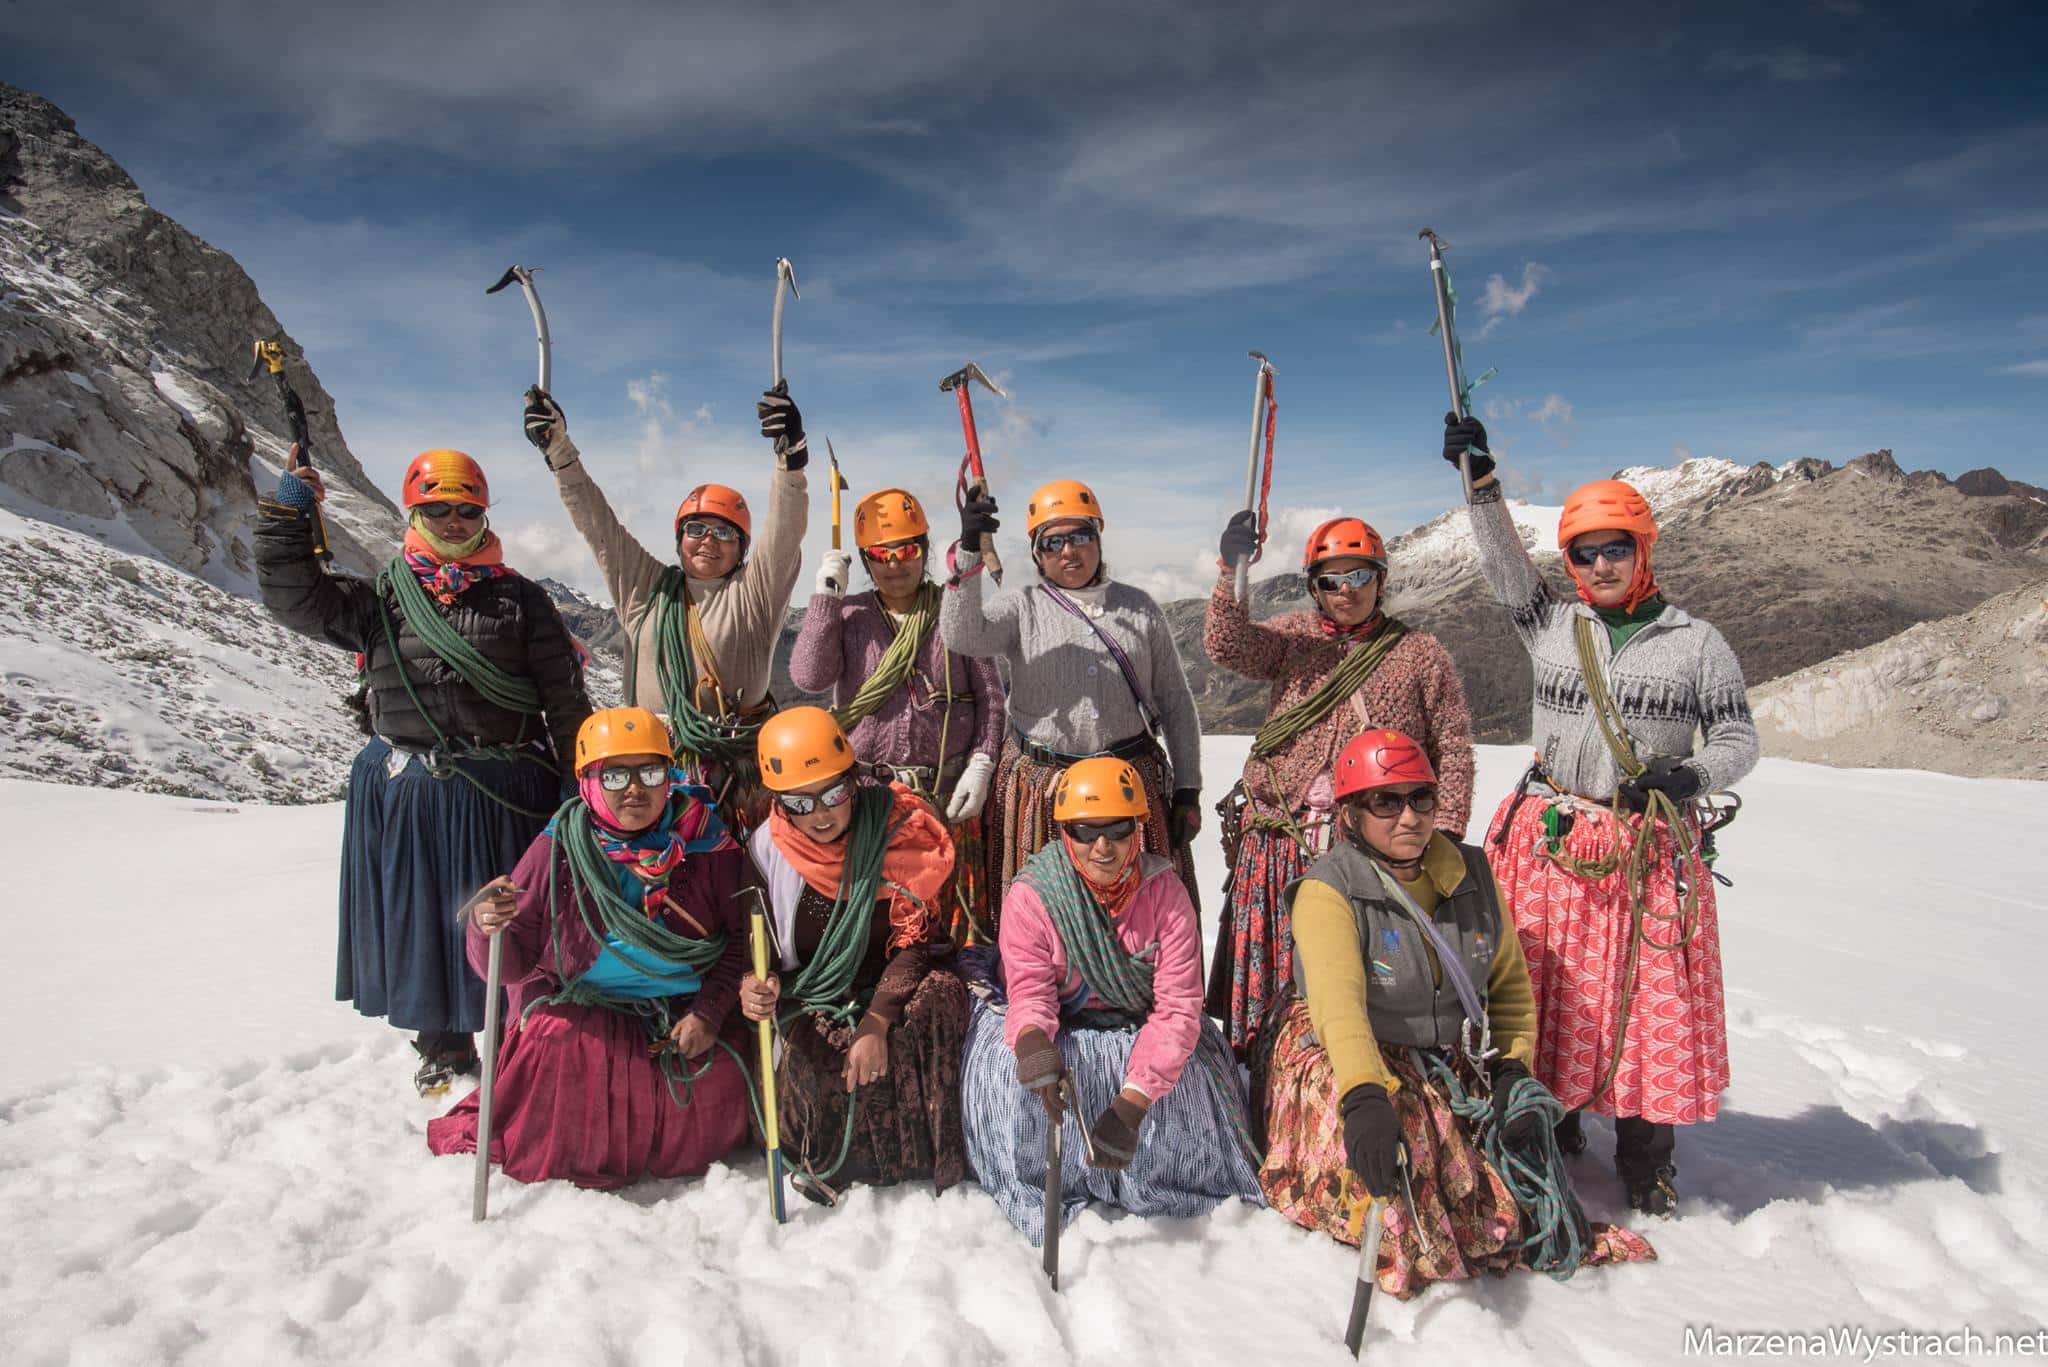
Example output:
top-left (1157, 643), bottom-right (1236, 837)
top-left (3, 741), bottom-right (2044, 1365)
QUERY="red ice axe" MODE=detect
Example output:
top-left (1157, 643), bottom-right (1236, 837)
top-left (940, 361), bottom-right (1008, 585)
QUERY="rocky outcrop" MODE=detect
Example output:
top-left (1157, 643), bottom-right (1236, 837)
top-left (0, 83), bottom-right (397, 587)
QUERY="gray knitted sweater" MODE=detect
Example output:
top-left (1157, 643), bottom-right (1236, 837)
top-left (939, 567), bottom-right (1202, 790)
top-left (1469, 482), bottom-right (1758, 799)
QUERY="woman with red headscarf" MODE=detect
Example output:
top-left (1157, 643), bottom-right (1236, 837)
top-left (1438, 414), bottom-right (1757, 1218)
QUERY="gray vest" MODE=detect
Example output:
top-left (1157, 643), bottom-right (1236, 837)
top-left (1285, 837), bottom-right (1503, 1053)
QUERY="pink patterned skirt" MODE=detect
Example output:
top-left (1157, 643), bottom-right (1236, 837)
top-left (1485, 793), bottom-right (1730, 1124)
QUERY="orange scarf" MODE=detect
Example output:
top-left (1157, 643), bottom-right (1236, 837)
top-left (1566, 531), bottom-right (1660, 613)
top-left (768, 781), bottom-right (955, 951)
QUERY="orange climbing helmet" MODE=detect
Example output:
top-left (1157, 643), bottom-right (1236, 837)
top-left (402, 450), bottom-right (490, 508)
top-left (574, 706), bottom-right (673, 774)
top-left (1302, 516), bottom-right (1387, 571)
top-left (1052, 757), bottom-right (1150, 821)
top-left (853, 488), bottom-right (929, 549)
top-left (756, 705), bottom-right (856, 792)
top-left (1025, 479), bottom-right (1106, 536)
top-left (674, 484), bottom-right (753, 542)
top-left (1557, 479), bottom-right (1657, 549)
top-left (1332, 729), bottom-right (1437, 801)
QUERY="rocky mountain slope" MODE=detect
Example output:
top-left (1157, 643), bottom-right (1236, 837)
top-left (1, 83), bottom-right (398, 586)
top-left (1750, 579), bottom-right (2048, 778)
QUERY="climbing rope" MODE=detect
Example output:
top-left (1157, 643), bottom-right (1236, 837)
top-left (1249, 618), bottom-right (1410, 759)
top-left (833, 582), bottom-right (942, 732)
top-left (627, 567), bottom-right (765, 771)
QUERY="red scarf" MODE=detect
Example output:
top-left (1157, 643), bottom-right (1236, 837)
top-left (1317, 608), bottom-right (1386, 641)
top-left (1565, 532), bottom-right (1660, 613)
top-left (1060, 832), bottom-right (1143, 918)
top-left (402, 527), bottom-right (510, 605)
top-left (768, 781), bottom-right (955, 951)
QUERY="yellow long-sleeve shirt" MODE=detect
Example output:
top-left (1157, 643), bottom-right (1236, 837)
top-left (1291, 832), bottom-right (1536, 1098)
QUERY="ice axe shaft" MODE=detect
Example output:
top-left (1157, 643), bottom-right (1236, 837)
top-left (827, 437), bottom-right (848, 553)
top-left (248, 339), bottom-right (331, 566)
top-left (772, 257), bottom-right (799, 390)
top-left (743, 894), bottom-right (788, 1223)
top-left (1234, 350), bottom-right (1276, 602)
top-left (1343, 1197), bottom-right (1388, 1355)
top-left (940, 362), bottom-right (1007, 585)
top-left (1420, 229), bottom-right (1475, 502)
top-left (486, 265), bottom-right (552, 395)
top-left (471, 926), bottom-right (504, 1222)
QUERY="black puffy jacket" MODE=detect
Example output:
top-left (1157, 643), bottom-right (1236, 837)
top-left (255, 507), bottom-right (591, 773)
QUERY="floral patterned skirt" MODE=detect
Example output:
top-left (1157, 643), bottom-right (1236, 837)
top-left (1206, 807), bottom-right (1326, 1058)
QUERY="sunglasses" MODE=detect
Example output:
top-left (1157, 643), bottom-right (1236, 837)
top-left (863, 541), bottom-right (925, 566)
top-left (775, 776), bottom-right (856, 816)
top-left (1065, 817), bottom-right (1138, 844)
top-left (1034, 527), bottom-right (1098, 555)
top-left (597, 762), bottom-right (673, 792)
top-left (419, 502), bottom-right (485, 521)
top-left (1312, 565), bottom-right (1380, 594)
top-left (680, 519), bottom-right (741, 544)
top-left (1354, 787), bottom-right (1439, 819)
top-left (1567, 538), bottom-right (1636, 568)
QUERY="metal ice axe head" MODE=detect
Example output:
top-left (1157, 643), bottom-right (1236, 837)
top-left (938, 361), bottom-right (1007, 400)
top-left (247, 338), bottom-right (285, 382)
top-left (487, 264), bottom-right (553, 394)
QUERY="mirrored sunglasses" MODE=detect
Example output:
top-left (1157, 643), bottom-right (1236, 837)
top-left (863, 541), bottom-right (925, 566)
top-left (1567, 538), bottom-right (1636, 568)
top-left (419, 501), bottom-right (486, 521)
top-left (1065, 816), bottom-right (1138, 844)
top-left (1357, 786), bottom-right (1439, 819)
top-left (680, 518), bottom-right (741, 543)
top-left (1034, 527), bottom-right (1098, 555)
top-left (597, 762), bottom-right (673, 792)
top-left (775, 776), bottom-right (856, 816)
top-left (1312, 565), bottom-right (1380, 594)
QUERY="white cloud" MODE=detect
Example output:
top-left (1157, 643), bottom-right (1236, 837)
top-left (1531, 394), bottom-right (1574, 425)
top-left (1709, 46), bottom-right (1847, 81)
top-left (1478, 263), bottom-right (1551, 336)
top-left (1998, 360), bottom-right (2048, 377)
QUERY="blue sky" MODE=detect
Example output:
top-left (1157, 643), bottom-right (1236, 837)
top-left (12, 0), bottom-right (2047, 601)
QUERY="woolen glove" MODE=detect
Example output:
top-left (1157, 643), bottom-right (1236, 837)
top-left (1340, 1083), bottom-right (1402, 1197)
top-left (944, 751), bottom-right (996, 824)
top-left (1218, 508), bottom-right (1259, 568)
top-left (816, 548), bottom-right (852, 597)
top-left (523, 387), bottom-right (578, 470)
top-left (1487, 1058), bottom-right (1546, 1147)
top-left (1617, 756), bottom-right (1703, 813)
top-left (960, 492), bottom-right (1000, 549)
top-left (1088, 1094), bottom-right (1148, 1170)
top-left (756, 384), bottom-right (809, 469)
top-left (1014, 1026), bottom-right (1064, 1121)
top-left (1168, 788), bottom-right (1202, 847)
top-left (1442, 412), bottom-right (1496, 482)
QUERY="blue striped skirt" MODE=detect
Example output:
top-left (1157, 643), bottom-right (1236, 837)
top-left (960, 998), bottom-right (1265, 1246)
top-left (337, 738), bottom-right (559, 1034)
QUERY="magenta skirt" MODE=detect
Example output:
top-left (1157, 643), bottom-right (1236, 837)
top-left (427, 1000), bottom-right (752, 1190)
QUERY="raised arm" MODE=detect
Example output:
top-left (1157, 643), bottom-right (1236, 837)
top-left (253, 501), bottom-right (377, 653)
top-left (938, 562), bottom-right (1023, 661)
top-left (525, 395), bottom-right (669, 625)
top-left (1203, 566), bottom-right (1296, 681)
top-left (787, 594), bottom-right (848, 697)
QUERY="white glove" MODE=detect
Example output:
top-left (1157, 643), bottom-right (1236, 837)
top-left (945, 751), bottom-right (996, 823)
top-left (816, 548), bottom-right (853, 597)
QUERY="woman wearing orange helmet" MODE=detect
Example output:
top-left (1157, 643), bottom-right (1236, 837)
top-left (960, 758), bottom-right (1261, 1246)
top-left (519, 383), bottom-right (809, 806)
top-left (789, 488), bottom-right (1006, 942)
top-left (1259, 730), bottom-right (1655, 1293)
top-left (1203, 510), bottom-right (1476, 1061)
top-left (1438, 413), bottom-right (1758, 1216)
top-left (738, 707), bottom-right (968, 1201)
top-left (256, 444), bottom-right (592, 1095)
top-left (940, 478), bottom-right (1206, 930)
top-left (426, 707), bottom-right (754, 1188)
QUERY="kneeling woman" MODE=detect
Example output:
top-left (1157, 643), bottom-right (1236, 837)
top-left (962, 758), bottom-right (1262, 1246)
top-left (427, 707), bottom-right (752, 1189)
top-left (1260, 730), bottom-right (1654, 1298)
top-left (742, 706), bottom-right (968, 1201)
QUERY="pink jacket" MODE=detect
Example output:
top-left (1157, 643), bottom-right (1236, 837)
top-left (998, 853), bottom-right (1204, 1102)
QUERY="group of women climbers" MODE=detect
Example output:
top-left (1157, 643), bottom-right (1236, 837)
top-left (255, 358), bottom-right (1757, 1300)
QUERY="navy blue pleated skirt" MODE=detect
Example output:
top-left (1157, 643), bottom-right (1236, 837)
top-left (337, 738), bottom-right (560, 1033)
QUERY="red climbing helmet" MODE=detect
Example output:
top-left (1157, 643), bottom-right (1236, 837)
top-left (402, 450), bottom-right (490, 509)
top-left (1332, 728), bottom-right (1437, 800)
top-left (1302, 516), bottom-right (1387, 571)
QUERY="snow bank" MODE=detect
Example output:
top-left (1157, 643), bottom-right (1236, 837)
top-left (2, 742), bottom-right (2044, 1365)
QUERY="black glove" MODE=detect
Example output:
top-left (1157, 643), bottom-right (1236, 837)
top-left (1442, 412), bottom-right (1496, 482)
top-left (1217, 508), bottom-right (1260, 569)
top-left (523, 387), bottom-right (561, 452)
top-left (960, 492), bottom-right (1000, 548)
top-left (1014, 1027), bottom-right (1064, 1122)
top-left (1168, 789), bottom-right (1201, 847)
top-left (756, 384), bottom-right (809, 469)
top-left (1339, 1083), bottom-right (1401, 1198)
top-left (1617, 756), bottom-right (1702, 813)
top-left (1487, 1058), bottom-right (1546, 1147)
top-left (1088, 1094), bottom-right (1147, 1171)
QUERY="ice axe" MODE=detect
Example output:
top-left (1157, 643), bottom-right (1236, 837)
top-left (1420, 229), bottom-right (1495, 503)
top-left (1043, 1074), bottom-right (1087, 1290)
top-left (771, 257), bottom-right (799, 391)
top-left (247, 338), bottom-right (331, 567)
top-left (1233, 350), bottom-right (1278, 603)
top-left (826, 437), bottom-right (850, 553)
top-left (739, 887), bottom-right (789, 1223)
top-left (939, 362), bottom-right (1007, 585)
top-left (486, 264), bottom-right (552, 395)
top-left (456, 887), bottom-right (511, 1223)
top-left (1343, 1195), bottom-right (1388, 1355)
